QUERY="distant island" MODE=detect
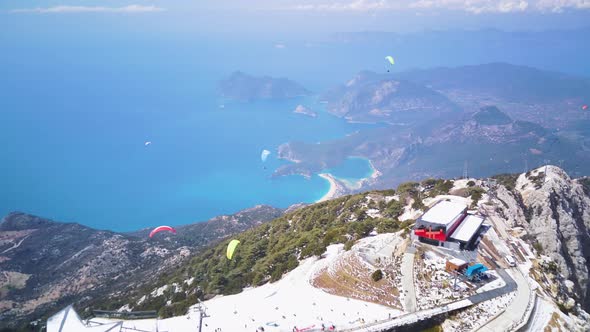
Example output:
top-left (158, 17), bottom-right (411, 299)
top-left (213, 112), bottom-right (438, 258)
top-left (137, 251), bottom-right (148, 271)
top-left (218, 71), bottom-right (310, 101)
top-left (293, 104), bottom-right (317, 117)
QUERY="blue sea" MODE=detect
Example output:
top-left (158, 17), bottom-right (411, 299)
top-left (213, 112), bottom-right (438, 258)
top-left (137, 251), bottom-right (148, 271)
top-left (0, 34), bottom-right (379, 231)
top-left (2, 14), bottom-right (589, 231)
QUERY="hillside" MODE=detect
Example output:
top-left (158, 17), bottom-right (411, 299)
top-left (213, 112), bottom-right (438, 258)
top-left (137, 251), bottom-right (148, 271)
top-left (321, 70), bottom-right (459, 125)
top-left (218, 71), bottom-right (310, 101)
top-left (102, 167), bottom-right (590, 331)
top-left (274, 104), bottom-right (588, 189)
top-left (0, 205), bottom-right (282, 330)
top-left (272, 64), bottom-right (590, 191)
top-left (397, 63), bottom-right (590, 104)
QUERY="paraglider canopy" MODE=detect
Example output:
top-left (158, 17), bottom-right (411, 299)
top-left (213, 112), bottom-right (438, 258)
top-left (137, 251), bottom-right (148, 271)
top-left (261, 149), bottom-right (271, 162)
top-left (227, 239), bottom-right (240, 260)
top-left (144, 141), bottom-right (152, 146)
top-left (583, 105), bottom-right (588, 110)
top-left (149, 225), bottom-right (176, 238)
top-left (385, 56), bottom-right (395, 65)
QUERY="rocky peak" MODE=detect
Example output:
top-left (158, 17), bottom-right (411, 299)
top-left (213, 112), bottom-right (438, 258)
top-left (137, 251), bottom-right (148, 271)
top-left (515, 165), bottom-right (590, 311)
top-left (472, 106), bottom-right (513, 126)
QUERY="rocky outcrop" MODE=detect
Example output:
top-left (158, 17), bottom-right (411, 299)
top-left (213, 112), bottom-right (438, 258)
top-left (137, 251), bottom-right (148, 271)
top-left (515, 166), bottom-right (590, 311)
top-left (293, 105), bottom-right (317, 117)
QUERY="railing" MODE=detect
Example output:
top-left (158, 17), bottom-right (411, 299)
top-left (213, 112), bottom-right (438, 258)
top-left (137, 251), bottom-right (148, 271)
top-left (92, 310), bottom-right (158, 320)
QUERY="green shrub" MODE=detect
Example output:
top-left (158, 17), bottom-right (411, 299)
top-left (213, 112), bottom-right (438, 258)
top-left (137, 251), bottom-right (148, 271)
top-left (432, 180), bottom-right (454, 196)
top-left (492, 173), bottom-right (519, 191)
top-left (371, 269), bottom-right (383, 282)
top-left (376, 218), bottom-right (399, 233)
top-left (344, 240), bottom-right (355, 251)
top-left (466, 181), bottom-right (476, 187)
top-left (384, 200), bottom-right (404, 218)
top-left (397, 182), bottom-right (419, 196)
top-left (411, 198), bottom-right (425, 211)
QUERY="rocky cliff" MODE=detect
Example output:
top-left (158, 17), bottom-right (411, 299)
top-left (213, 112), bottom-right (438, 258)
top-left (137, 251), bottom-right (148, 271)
top-left (488, 166), bottom-right (590, 315)
top-left (516, 166), bottom-right (590, 311)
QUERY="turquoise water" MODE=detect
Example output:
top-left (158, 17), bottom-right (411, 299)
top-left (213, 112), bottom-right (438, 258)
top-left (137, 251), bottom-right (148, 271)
top-left (0, 93), bottom-right (376, 231)
top-left (323, 157), bottom-right (374, 185)
top-left (6, 18), bottom-right (587, 231)
top-left (0, 35), bottom-right (380, 231)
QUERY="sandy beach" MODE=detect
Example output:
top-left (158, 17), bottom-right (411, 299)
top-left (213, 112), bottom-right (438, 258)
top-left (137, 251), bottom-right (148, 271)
top-left (317, 173), bottom-right (342, 203)
top-left (317, 160), bottom-right (382, 203)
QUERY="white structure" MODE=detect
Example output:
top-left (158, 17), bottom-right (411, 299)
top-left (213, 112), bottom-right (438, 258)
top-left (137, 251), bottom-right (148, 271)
top-left (47, 305), bottom-right (199, 332)
top-left (449, 215), bottom-right (484, 244)
top-left (415, 201), bottom-right (468, 242)
top-left (47, 305), bottom-right (122, 332)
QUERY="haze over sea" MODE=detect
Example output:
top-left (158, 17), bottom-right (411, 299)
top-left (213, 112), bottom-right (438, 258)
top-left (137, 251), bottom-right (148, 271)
top-left (2, 12), bottom-right (589, 231)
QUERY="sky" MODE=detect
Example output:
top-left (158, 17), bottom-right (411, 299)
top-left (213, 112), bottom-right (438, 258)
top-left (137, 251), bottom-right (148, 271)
top-left (1, 0), bottom-right (590, 37)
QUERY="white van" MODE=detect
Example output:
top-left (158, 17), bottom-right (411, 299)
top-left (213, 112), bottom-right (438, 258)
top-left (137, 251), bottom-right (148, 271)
top-left (505, 255), bottom-right (516, 267)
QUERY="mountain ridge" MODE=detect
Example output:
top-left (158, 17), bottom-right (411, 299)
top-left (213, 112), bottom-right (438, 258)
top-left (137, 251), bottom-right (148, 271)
top-left (0, 206), bottom-right (283, 329)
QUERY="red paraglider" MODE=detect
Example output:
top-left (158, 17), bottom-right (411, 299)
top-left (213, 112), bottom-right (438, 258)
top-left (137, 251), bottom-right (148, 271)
top-left (149, 225), bottom-right (177, 238)
top-left (583, 105), bottom-right (588, 110)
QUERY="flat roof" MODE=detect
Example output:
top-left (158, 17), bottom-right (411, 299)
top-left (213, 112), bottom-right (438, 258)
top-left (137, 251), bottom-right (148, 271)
top-left (448, 258), bottom-right (467, 266)
top-left (420, 201), bottom-right (467, 225)
top-left (450, 215), bottom-right (484, 243)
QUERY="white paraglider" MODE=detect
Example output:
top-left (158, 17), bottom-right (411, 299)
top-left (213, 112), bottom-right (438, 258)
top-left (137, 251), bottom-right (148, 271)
top-left (261, 149), bottom-right (271, 162)
top-left (144, 141), bottom-right (152, 147)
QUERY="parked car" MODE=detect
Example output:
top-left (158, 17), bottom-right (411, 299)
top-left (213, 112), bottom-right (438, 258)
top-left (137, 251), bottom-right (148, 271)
top-left (505, 255), bottom-right (516, 267)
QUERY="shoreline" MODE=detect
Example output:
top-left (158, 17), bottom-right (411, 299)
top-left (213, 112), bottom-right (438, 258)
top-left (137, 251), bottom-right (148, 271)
top-left (316, 159), bottom-right (382, 203)
top-left (316, 173), bottom-right (342, 203)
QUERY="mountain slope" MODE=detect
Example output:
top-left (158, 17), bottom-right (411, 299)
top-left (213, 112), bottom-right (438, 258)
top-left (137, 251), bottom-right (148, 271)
top-left (321, 71), bottom-right (459, 124)
top-left (397, 63), bottom-right (590, 103)
top-left (0, 205), bottom-right (282, 329)
top-left (515, 167), bottom-right (590, 310)
top-left (272, 64), bottom-right (590, 190)
top-left (218, 71), bottom-right (310, 101)
top-left (115, 167), bottom-right (590, 330)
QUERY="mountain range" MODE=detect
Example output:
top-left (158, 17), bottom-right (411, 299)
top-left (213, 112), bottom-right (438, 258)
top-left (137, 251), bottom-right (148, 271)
top-left (275, 63), bottom-right (590, 189)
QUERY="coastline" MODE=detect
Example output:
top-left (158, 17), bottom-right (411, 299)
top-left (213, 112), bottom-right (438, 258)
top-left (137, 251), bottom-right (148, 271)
top-left (317, 173), bottom-right (343, 203)
top-left (316, 159), bottom-right (382, 203)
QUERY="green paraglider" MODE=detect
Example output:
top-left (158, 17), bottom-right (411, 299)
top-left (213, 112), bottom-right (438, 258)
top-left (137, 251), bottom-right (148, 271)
top-left (227, 239), bottom-right (241, 260)
top-left (385, 56), bottom-right (395, 65)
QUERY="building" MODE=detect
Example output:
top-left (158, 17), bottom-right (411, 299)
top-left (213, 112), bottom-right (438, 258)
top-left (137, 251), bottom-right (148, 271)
top-left (465, 263), bottom-right (489, 279)
top-left (448, 215), bottom-right (485, 250)
top-left (414, 201), bottom-right (467, 243)
top-left (445, 258), bottom-right (468, 273)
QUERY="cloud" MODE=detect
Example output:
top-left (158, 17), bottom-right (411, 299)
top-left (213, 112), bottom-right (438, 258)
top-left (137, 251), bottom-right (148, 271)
top-left (535, 0), bottom-right (590, 13)
top-left (11, 5), bottom-right (165, 14)
top-left (292, 0), bottom-right (400, 11)
top-left (289, 0), bottom-right (590, 13)
top-left (411, 0), bottom-right (530, 14)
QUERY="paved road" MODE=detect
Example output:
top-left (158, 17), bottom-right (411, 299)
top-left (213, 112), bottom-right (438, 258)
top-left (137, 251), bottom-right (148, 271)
top-left (475, 268), bottom-right (531, 332)
top-left (401, 249), bottom-right (417, 313)
top-left (345, 269), bottom-right (518, 332)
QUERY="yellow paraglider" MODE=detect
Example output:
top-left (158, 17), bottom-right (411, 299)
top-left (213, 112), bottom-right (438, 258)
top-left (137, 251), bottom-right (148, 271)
top-left (226, 239), bottom-right (241, 260)
top-left (385, 56), bottom-right (395, 65)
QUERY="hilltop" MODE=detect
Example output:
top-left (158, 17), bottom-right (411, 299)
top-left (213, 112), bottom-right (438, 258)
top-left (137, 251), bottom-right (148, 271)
top-left (95, 167), bottom-right (590, 331)
top-left (218, 71), bottom-right (310, 101)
